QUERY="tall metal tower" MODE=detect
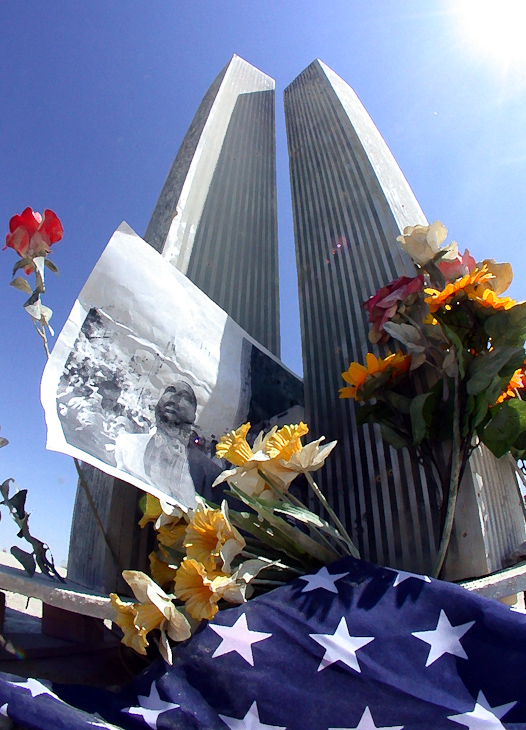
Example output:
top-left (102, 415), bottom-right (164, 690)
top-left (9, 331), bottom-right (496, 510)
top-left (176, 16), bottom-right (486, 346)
top-left (284, 59), bottom-right (525, 575)
top-left (68, 57), bottom-right (282, 591)
top-left (145, 54), bottom-right (280, 356)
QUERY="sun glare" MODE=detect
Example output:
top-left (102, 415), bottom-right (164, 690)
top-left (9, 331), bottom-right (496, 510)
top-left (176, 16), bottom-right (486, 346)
top-left (455, 0), bottom-right (526, 69)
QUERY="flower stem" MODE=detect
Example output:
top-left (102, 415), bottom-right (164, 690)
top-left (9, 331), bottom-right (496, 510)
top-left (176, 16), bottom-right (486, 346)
top-left (432, 363), bottom-right (461, 578)
top-left (305, 473), bottom-right (361, 559)
top-left (256, 469), bottom-right (346, 557)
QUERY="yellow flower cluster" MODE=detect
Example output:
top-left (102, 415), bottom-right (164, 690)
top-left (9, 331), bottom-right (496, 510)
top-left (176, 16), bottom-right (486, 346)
top-left (213, 421), bottom-right (336, 499)
top-left (339, 352), bottom-right (411, 402)
top-left (111, 496), bottom-right (250, 655)
top-left (424, 265), bottom-right (516, 314)
top-left (494, 365), bottom-right (526, 406)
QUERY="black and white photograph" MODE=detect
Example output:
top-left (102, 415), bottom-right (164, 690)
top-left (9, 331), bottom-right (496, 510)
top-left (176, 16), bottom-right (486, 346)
top-left (42, 224), bottom-right (303, 508)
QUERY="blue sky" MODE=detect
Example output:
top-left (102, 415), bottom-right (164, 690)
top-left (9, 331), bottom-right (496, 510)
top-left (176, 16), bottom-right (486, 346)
top-left (1, 1), bottom-right (526, 564)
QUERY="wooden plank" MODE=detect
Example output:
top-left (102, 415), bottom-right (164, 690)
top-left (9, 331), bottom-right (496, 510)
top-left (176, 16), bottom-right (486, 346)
top-left (0, 563), bottom-right (132, 621)
top-left (67, 465), bottom-right (150, 594)
top-left (41, 604), bottom-right (106, 645)
top-left (459, 561), bottom-right (526, 600)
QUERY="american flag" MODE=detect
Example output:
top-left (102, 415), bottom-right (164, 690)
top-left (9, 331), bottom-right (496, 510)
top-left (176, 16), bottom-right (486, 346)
top-left (1, 556), bottom-right (526, 729)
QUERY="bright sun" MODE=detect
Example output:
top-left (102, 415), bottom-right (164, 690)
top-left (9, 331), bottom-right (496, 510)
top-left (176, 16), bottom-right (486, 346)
top-left (456, 0), bottom-right (526, 69)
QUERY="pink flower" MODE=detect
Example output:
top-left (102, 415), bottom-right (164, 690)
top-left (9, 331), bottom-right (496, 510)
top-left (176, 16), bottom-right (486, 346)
top-left (437, 248), bottom-right (476, 281)
top-left (4, 207), bottom-right (63, 272)
top-left (363, 275), bottom-right (424, 344)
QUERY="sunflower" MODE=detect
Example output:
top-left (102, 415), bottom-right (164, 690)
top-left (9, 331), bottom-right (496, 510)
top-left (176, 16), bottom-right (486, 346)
top-left (424, 267), bottom-right (493, 314)
top-left (339, 352), bottom-right (411, 401)
top-left (494, 366), bottom-right (526, 405)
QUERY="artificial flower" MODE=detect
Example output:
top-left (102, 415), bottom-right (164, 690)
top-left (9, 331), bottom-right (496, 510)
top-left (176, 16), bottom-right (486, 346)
top-left (275, 436), bottom-right (338, 474)
top-left (174, 558), bottom-right (237, 621)
top-left (437, 249), bottom-right (476, 281)
top-left (424, 266), bottom-right (494, 313)
top-left (157, 522), bottom-right (188, 553)
top-left (339, 351), bottom-right (411, 401)
top-left (363, 275), bottom-right (424, 344)
top-left (4, 207), bottom-right (63, 272)
top-left (149, 551), bottom-right (178, 589)
top-left (110, 570), bottom-right (190, 663)
top-left (215, 422), bottom-right (253, 465)
top-left (213, 422), bottom-right (272, 497)
top-left (397, 221), bottom-right (457, 268)
top-left (494, 366), bottom-right (526, 405)
top-left (479, 259), bottom-right (513, 295)
top-left (138, 494), bottom-right (163, 529)
top-left (264, 422), bottom-right (309, 461)
top-left (183, 501), bottom-right (245, 572)
top-left (468, 287), bottom-right (516, 311)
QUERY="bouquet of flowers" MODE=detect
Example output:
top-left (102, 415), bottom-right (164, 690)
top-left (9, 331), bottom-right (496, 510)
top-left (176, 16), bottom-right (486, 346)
top-left (110, 420), bottom-right (361, 663)
top-left (340, 221), bottom-right (526, 576)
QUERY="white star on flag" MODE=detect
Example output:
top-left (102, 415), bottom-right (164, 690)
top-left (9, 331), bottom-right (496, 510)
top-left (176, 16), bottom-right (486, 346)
top-left (329, 705), bottom-right (404, 729)
top-left (412, 609), bottom-right (475, 666)
top-left (210, 613), bottom-right (272, 666)
top-left (7, 677), bottom-right (62, 701)
top-left (310, 616), bottom-right (374, 672)
top-left (122, 681), bottom-right (179, 729)
top-left (298, 566), bottom-right (349, 593)
top-left (391, 569), bottom-right (431, 587)
top-left (0, 703), bottom-right (7, 717)
top-left (448, 691), bottom-right (516, 729)
top-left (219, 700), bottom-right (286, 729)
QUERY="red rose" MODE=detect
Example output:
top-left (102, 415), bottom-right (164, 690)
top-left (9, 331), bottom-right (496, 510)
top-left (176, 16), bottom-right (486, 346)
top-left (363, 274), bottom-right (424, 344)
top-left (4, 207), bottom-right (63, 272)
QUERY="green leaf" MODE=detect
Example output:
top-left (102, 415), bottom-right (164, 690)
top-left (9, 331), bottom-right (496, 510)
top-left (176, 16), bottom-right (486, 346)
top-left (12, 258), bottom-right (32, 275)
top-left (380, 423), bottom-right (410, 450)
top-left (480, 399), bottom-right (526, 459)
top-left (466, 346), bottom-right (525, 396)
top-left (9, 277), bottom-right (33, 295)
top-left (484, 303), bottom-right (526, 346)
top-left (44, 258), bottom-right (59, 274)
top-left (356, 401), bottom-right (391, 427)
top-left (227, 484), bottom-right (339, 565)
top-left (0, 437), bottom-right (8, 449)
top-left (442, 325), bottom-right (465, 377)
top-left (359, 369), bottom-right (392, 402)
top-left (472, 391), bottom-right (491, 429)
top-left (410, 393), bottom-right (435, 445)
top-left (227, 504), bottom-right (312, 563)
top-left (274, 502), bottom-right (348, 546)
top-left (383, 391), bottom-right (411, 414)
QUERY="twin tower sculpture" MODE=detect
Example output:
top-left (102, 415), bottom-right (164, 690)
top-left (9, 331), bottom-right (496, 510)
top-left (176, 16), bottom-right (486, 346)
top-left (72, 56), bottom-right (526, 586)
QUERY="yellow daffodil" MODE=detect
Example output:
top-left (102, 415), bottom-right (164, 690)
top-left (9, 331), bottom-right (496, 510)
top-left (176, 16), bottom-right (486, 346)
top-left (265, 422), bottom-right (309, 461)
top-left (149, 551), bottom-right (178, 589)
top-left (139, 493), bottom-right (185, 531)
top-left (183, 501), bottom-right (245, 572)
top-left (174, 558), bottom-right (236, 621)
top-left (215, 422), bottom-right (254, 465)
top-left (276, 436), bottom-right (338, 474)
top-left (157, 522), bottom-right (188, 553)
top-left (339, 352), bottom-right (410, 401)
top-left (139, 494), bottom-right (163, 529)
top-left (110, 570), bottom-right (191, 663)
top-left (214, 422), bottom-right (272, 497)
